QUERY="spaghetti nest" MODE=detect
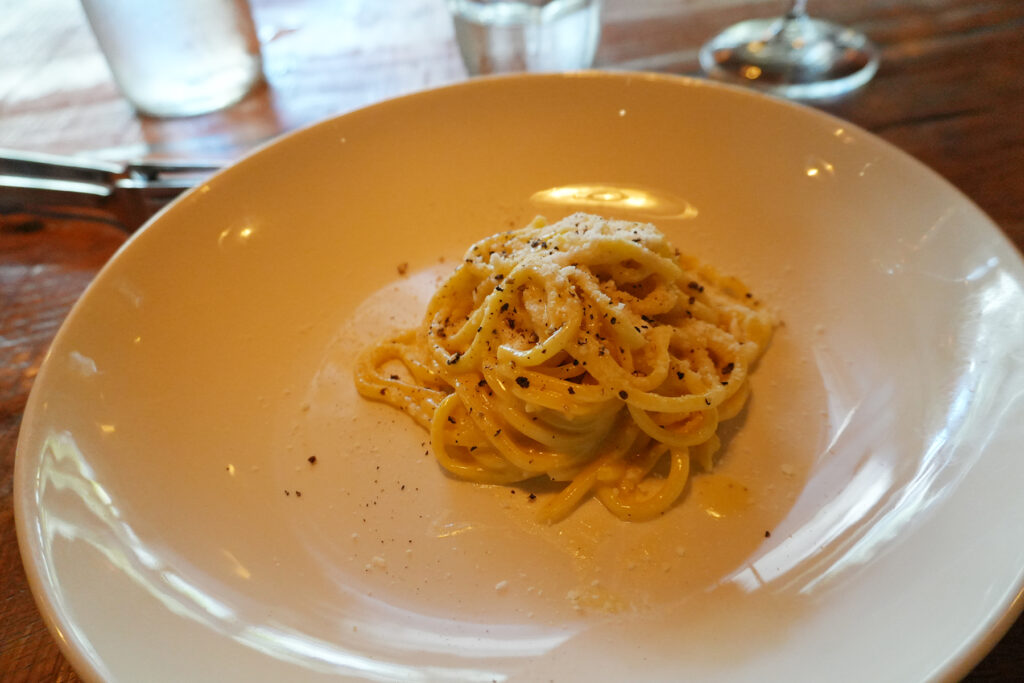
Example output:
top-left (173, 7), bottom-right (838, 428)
top-left (354, 213), bottom-right (775, 522)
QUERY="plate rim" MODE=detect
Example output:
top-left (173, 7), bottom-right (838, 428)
top-left (13, 69), bottom-right (1024, 682)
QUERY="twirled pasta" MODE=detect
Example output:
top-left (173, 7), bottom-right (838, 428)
top-left (354, 213), bottom-right (775, 522)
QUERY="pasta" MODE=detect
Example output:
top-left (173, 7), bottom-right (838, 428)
top-left (354, 213), bottom-right (775, 522)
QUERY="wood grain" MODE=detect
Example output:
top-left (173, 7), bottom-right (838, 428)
top-left (1, 0), bottom-right (1021, 680)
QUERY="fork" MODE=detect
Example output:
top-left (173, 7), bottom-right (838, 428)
top-left (0, 148), bottom-right (220, 232)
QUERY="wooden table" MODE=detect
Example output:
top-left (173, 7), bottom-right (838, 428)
top-left (2, 0), bottom-right (1022, 679)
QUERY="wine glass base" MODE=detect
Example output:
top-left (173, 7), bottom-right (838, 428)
top-left (699, 16), bottom-right (880, 100)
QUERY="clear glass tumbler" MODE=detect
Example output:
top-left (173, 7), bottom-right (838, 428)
top-left (80, 0), bottom-right (264, 118)
top-left (448, 0), bottom-right (603, 76)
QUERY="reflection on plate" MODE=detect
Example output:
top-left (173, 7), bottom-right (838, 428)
top-left (15, 72), bottom-right (1024, 682)
top-left (530, 183), bottom-right (699, 219)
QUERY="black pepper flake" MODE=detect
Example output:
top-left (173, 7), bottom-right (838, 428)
top-left (705, 398), bottom-right (712, 406)
top-left (389, 374), bottom-right (400, 380)
top-left (295, 491), bottom-right (302, 497)
top-left (677, 371), bottom-right (685, 380)
top-left (529, 493), bottom-right (537, 501)
top-left (765, 530), bottom-right (771, 538)
top-left (687, 281), bottom-right (704, 292)
top-left (494, 274), bottom-right (504, 281)
top-left (722, 362), bottom-right (735, 375)
top-left (494, 429), bottom-right (502, 436)
top-left (379, 388), bottom-right (387, 395)
top-left (610, 317), bottom-right (617, 324)
top-left (477, 379), bottom-right (487, 387)
top-left (568, 387), bottom-right (576, 394)
top-left (619, 390), bottom-right (629, 400)
top-left (688, 296), bottom-right (696, 305)
top-left (308, 456), bottom-right (317, 465)
top-left (447, 351), bottom-right (462, 365)
top-left (515, 376), bottom-right (530, 388)
top-left (500, 302), bottom-right (510, 312)
top-left (447, 416), bottom-right (456, 424)
top-left (285, 490), bottom-right (291, 496)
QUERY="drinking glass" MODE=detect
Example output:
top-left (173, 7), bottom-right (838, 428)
top-left (80, 0), bottom-right (264, 118)
top-left (447, 0), bottom-right (602, 76)
top-left (698, 0), bottom-right (879, 100)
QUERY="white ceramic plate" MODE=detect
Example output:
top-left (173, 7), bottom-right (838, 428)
top-left (16, 73), bottom-right (1024, 682)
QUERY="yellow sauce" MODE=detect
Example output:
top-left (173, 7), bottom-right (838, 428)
top-left (693, 474), bottom-right (752, 519)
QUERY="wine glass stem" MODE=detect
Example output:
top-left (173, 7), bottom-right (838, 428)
top-left (786, 0), bottom-right (809, 20)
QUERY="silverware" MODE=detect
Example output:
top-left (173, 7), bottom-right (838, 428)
top-left (0, 149), bottom-right (220, 232)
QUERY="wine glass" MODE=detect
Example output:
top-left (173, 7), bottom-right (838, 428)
top-left (698, 0), bottom-right (879, 100)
